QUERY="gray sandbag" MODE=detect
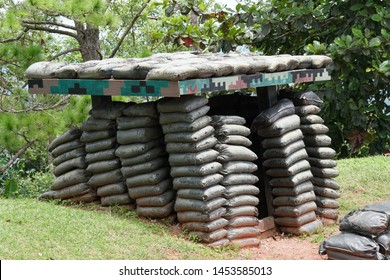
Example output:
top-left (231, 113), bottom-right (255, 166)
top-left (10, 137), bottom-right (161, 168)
top-left (300, 124), bottom-right (329, 135)
top-left (263, 148), bottom-right (308, 168)
top-left (88, 169), bottom-right (123, 187)
top-left (80, 130), bottom-right (115, 143)
top-left (230, 238), bottom-right (260, 248)
top-left (85, 148), bottom-right (116, 164)
top-left (82, 117), bottom-right (116, 132)
top-left (294, 105), bottom-right (321, 117)
top-left (177, 207), bottom-right (227, 223)
top-left (170, 162), bottom-right (223, 177)
top-left (266, 159), bottom-right (311, 177)
top-left (272, 191), bottom-right (316, 206)
top-left (311, 177), bottom-right (340, 190)
top-left (225, 195), bottom-right (259, 207)
top-left (146, 65), bottom-right (199, 80)
top-left (275, 211), bottom-right (317, 227)
top-left (228, 216), bottom-right (259, 228)
top-left (53, 156), bottom-right (87, 177)
top-left (25, 61), bottom-right (67, 79)
top-left (51, 169), bottom-right (91, 190)
top-left (173, 174), bottom-right (224, 190)
top-left (307, 158), bottom-right (337, 168)
top-left (221, 174), bottom-right (259, 186)
top-left (44, 183), bottom-right (91, 200)
top-left (159, 106), bottom-right (210, 125)
top-left (263, 140), bottom-right (305, 159)
top-left (136, 190), bottom-right (175, 207)
top-left (269, 170), bottom-right (313, 187)
top-left (168, 149), bottom-right (219, 166)
top-left (220, 161), bottom-right (258, 175)
top-left (215, 124), bottom-right (251, 137)
top-left (325, 250), bottom-right (384, 260)
top-left (256, 115), bottom-right (300, 138)
top-left (250, 98), bottom-right (295, 131)
top-left (174, 197), bottom-right (226, 213)
top-left (261, 129), bottom-right (303, 149)
top-left (224, 205), bottom-right (259, 219)
top-left (303, 134), bottom-right (332, 147)
top-left (127, 178), bottom-right (172, 199)
top-left (161, 116), bottom-right (211, 134)
top-left (306, 147), bottom-right (336, 159)
top-left (216, 135), bottom-right (252, 147)
top-left (85, 137), bottom-right (117, 153)
top-left (51, 139), bottom-right (84, 158)
top-left (116, 116), bottom-right (159, 130)
top-left (190, 228), bottom-right (228, 243)
top-left (315, 196), bottom-right (340, 209)
top-left (121, 157), bottom-right (167, 178)
top-left (363, 201), bottom-right (390, 216)
top-left (227, 227), bottom-right (260, 240)
top-left (375, 231), bottom-right (390, 257)
top-left (339, 210), bottom-right (389, 237)
top-left (69, 189), bottom-right (99, 203)
top-left (284, 90), bottom-right (323, 106)
top-left (300, 114), bottom-right (324, 124)
top-left (311, 167), bottom-right (340, 178)
top-left (313, 186), bottom-right (341, 199)
top-left (101, 193), bottom-right (133, 206)
top-left (279, 219), bottom-right (322, 235)
top-left (136, 201), bottom-right (174, 218)
top-left (122, 101), bottom-right (158, 118)
top-left (224, 185), bottom-right (260, 198)
top-left (177, 185), bottom-right (225, 201)
top-left (164, 125), bottom-right (214, 143)
top-left (319, 232), bottom-right (384, 260)
top-left (211, 115), bottom-right (246, 126)
top-left (52, 148), bottom-right (86, 166)
top-left (120, 146), bottom-right (166, 166)
top-left (115, 139), bottom-right (163, 158)
top-left (216, 144), bottom-right (258, 162)
top-left (166, 136), bottom-right (217, 154)
top-left (316, 207), bottom-right (339, 220)
top-left (48, 128), bottom-right (82, 152)
top-left (86, 159), bottom-right (121, 174)
top-left (97, 182), bottom-right (127, 197)
top-left (274, 201), bottom-right (318, 218)
top-left (157, 95), bottom-right (208, 113)
top-left (117, 127), bottom-right (162, 145)
top-left (182, 218), bottom-right (229, 233)
top-left (271, 181), bottom-right (314, 196)
top-left (89, 101), bottom-right (127, 120)
top-left (125, 167), bottom-right (170, 188)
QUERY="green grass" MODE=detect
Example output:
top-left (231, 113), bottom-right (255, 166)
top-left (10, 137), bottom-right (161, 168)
top-left (0, 155), bottom-right (389, 259)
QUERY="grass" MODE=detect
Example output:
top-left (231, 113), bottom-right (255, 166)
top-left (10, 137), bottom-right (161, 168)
top-left (0, 155), bottom-right (389, 259)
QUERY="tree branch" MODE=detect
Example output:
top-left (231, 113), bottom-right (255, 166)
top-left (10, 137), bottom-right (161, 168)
top-left (0, 95), bottom-right (71, 114)
top-left (49, 48), bottom-right (81, 61)
top-left (0, 139), bottom-right (36, 174)
top-left (22, 20), bottom-right (78, 31)
top-left (0, 32), bottom-right (25, 43)
top-left (109, 0), bottom-right (151, 58)
top-left (22, 23), bottom-right (78, 39)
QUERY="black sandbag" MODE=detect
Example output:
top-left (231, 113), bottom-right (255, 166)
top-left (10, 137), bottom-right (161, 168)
top-left (272, 191), bottom-right (316, 207)
top-left (311, 177), bottom-right (340, 190)
top-left (275, 211), bottom-right (317, 227)
top-left (279, 219), bottom-right (322, 235)
top-left (161, 116), bottom-right (211, 134)
top-left (224, 205), bottom-right (259, 219)
top-left (215, 124), bottom-right (251, 137)
top-left (170, 162), bottom-right (223, 177)
top-left (82, 117), bottom-right (116, 132)
top-left (53, 156), bottom-right (87, 177)
top-left (157, 95), bottom-right (209, 113)
top-left (159, 106), bottom-right (210, 125)
top-left (220, 161), bottom-right (258, 175)
top-left (136, 202), bottom-right (174, 218)
top-left (51, 169), bottom-right (91, 190)
top-left (228, 216), bottom-right (259, 228)
top-left (363, 201), bottom-right (390, 216)
top-left (271, 181), bottom-right (314, 197)
top-left (211, 115), bottom-right (246, 126)
top-left (85, 148), bottom-right (116, 164)
top-left (190, 228), bottom-right (228, 243)
top-left (294, 105), bottom-right (321, 117)
top-left (85, 137), bottom-right (117, 153)
top-left (51, 139), bottom-right (84, 158)
top-left (101, 193), bottom-right (133, 206)
top-left (80, 130), bottom-right (115, 143)
top-left (120, 146), bottom-right (166, 166)
top-left (300, 115), bottom-right (324, 124)
top-left (319, 232), bottom-right (384, 260)
top-left (174, 197), bottom-right (226, 213)
top-left (68, 189), bottom-right (99, 203)
top-left (177, 207), bottom-right (227, 223)
top-left (164, 125), bottom-right (215, 143)
top-left (97, 182), bottom-right (128, 197)
top-left (182, 218), bottom-right (229, 233)
top-left (177, 185), bottom-right (226, 201)
top-left (45, 183), bottom-right (91, 200)
top-left (261, 129), bottom-right (304, 149)
top-left (269, 170), bottom-right (313, 187)
top-left (86, 159), bottom-right (121, 174)
top-left (316, 207), bottom-right (339, 220)
top-left (250, 98), bottom-right (295, 131)
top-left (136, 190), bottom-right (175, 207)
top-left (117, 127), bottom-right (162, 145)
top-left (281, 90), bottom-right (323, 106)
top-left (52, 148), bottom-right (86, 166)
top-left (303, 134), bottom-right (332, 147)
top-left (339, 210), bottom-right (389, 237)
top-left (127, 178), bottom-right (172, 199)
top-left (256, 115), bottom-right (300, 138)
top-left (263, 148), bottom-right (308, 168)
top-left (88, 169), bottom-right (123, 187)
top-left (121, 157), bottom-right (167, 178)
top-left (263, 140), bottom-right (305, 159)
top-left (266, 159), bottom-right (311, 177)
top-left (48, 128), bottom-right (82, 152)
top-left (125, 167), bottom-right (170, 188)
top-left (122, 101), bottom-right (158, 118)
top-left (274, 201), bottom-right (318, 218)
top-left (216, 135), bottom-right (252, 147)
top-left (313, 186), bottom-right (341, 199)
top-left (168, 149), bottom-right (219, 166)
top-left (315, 196), bottom-right (340, 209)
top-left (115, 138), bottom-right (163, 158)
top-left (306, 147), bottom-right (336, 159)
top-left (224, 195), bottom-right (259, 207)
top-left (173, 174), bottom-right (224, 190)
top-left (89, 101), bottom-right (127, 120)
top-left (216, 144), bottom-right (258, 162)
top-left (221, 173), bottom-right (259, 186)
top-left (227, 226), bottom-right (260, 240)
top-left (375, 231), bottom-right (390, 257)
top-left (223, 184), bottom-right (259, 198)
top-left (166, 136), bottom-right (217, 153)
top-left (307, 157), bottom-right (337, 168)
top-left (116, 116), bottom-right (159, 130)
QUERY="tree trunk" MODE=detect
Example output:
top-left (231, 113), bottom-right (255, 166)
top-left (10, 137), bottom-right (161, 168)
top-left (75, 22), bottom-right (102, 61)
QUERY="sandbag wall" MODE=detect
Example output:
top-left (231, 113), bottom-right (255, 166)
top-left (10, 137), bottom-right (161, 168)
top-left (116, 102), bottom-right (174, 219)
top-left (40, 128), bottom-right (97, 203)
top-left (212, 115), bottom-right (260, 248)
top-left (251, 98), bottom-right (322, 235)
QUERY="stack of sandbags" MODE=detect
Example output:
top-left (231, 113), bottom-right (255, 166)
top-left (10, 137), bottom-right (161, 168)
top-left (251, 98), bottom-right (322, 235)
top-left (290, 91), bottom-right (341, 223)
top-left (319, 201), bottom-right (390, 260)
top-left (157, 95), bottom-right (228, 247)
top-left (212, 115), bottom-right (260, 248)
top-left (40, 127), bottom-right (97, 203)
top-left (116, 101), bottom-right (174, 219)
top-left (82, 101), bottom-right (134, 208)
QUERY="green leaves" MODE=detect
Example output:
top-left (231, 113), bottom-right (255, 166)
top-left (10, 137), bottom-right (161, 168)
top-left (369, 37), bottom-right (381, 47)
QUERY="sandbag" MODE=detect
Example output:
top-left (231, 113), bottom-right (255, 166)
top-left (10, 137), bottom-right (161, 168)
top-left (339, 210), bottom-right (389, 237)
top-left (224, 185), bottom-right (260, 198)
top-left (313, 186), bottom-right (341, 199)
top-left (230, 238), bottom-right (260, 248)
top-left (89, 101), bottom-right (126, 120)
top-left (182, 218), bottom-right (229, 233)
top-left (53, 156), bottom-right (87, 177)
top-left (257, 115), bottom-right (300, 138)
top-left (82, 117), bottom-right (116, 132)
top-left (215, 124), bottom-right (251, 137)
top-left (283, 90), bottom-right (323, 106)
top-left (266, 160), bottom-right (311, 177)
top-left (220, 161), bottom-right (258, 175)
top-left (217, 135), bottom-right (252, 147)
top-left (316, 207), bottom-right (339, 220)
top-left (375, 231), bottom-right (390, 257)
top-left (97, 182), bottom-right (127, 197)
top-left (88, 169), bottom-right (123, 187)
top-left (271, 181), bottom-right (314, 197)
top-left (127, 178), bottom-right (172, 199)
top-left (227, 227), bottom-right (260, 240)
top-left (300, 124), bottom-right (329, 135)
top-left (177, 185), bottom-right (225, 201)
top-left (307, 158), bottom-right (337, 168)
top-left (279, 219), bottom-right (322, 235)
top-left (306, 147), bottom-right (336, 159)
top-left (315, 196), bottom-right (340, 209)
top-left (115, 139), bottom-right (163, 158)
top-left (80, 130), bottom-right (115, 143)
top-left (157, 95), bottom-right (208, 113)
top-left (216, 144), bottom-right (258, 162)
top-left (269, 170), bottom-right (313, 187)
top-left (261, 129), bottom-right (303, 149)
top-left (294, 105), bottom-right (321, 116)
top-left (68, 189), bottom-right (99, 203)
top-left (207, 238), bottom-right (230, 248)
top-left (166, 136), bottom-right (217, 154)
top-left (363, 201), bottom-right (390, 216)
top-left (161, 116), bottom-right (211, 134)
top-left (116, 116), bottom-right (158, 130)
top-left (47, 183), bottom-right (91, 199)
top-left (120, 146), bottom-right (166, 166)
top-left (228, 216), bottom-right (259, 228)
top-left (136, 201), bottom-right (174, 218)
top-left (173, 174), bottom-right (224, 190)
top-left (275, 211), bottom-right (317, 227)
top-left (101, 193), bottom-right (133, 206)
top-left (174, 197), bottom-right (226, 213)
top-left (86, 159), bottom-right (121, 174)
top-left (164, 125), bottom-right (214, 143)
top-left (51, 139), bottom-right (84, 158)
top-left (168, 149), bottom-right (219, 166)
top-left (146, 65), bottom-right (199, 80)
top-left (52, 148), bottom-right (86, 166)
top-left (221, 174), bottom-right (259, 186)
top-left (48, 128), bottom-right (82, 152)
top-left (136, 190), bottom-right (175, 207)
top-left (51, 169), bottom-right (91, 190)
top-left (85, 137), bottom-right (116, 153)
top-left (125, 167), bottom-right (170, 188)
top-left (190, 228), bottom-right (228, 243)
top-left (225, 195), bottom-right (259, 207)
top-left (159, 106), bottom-right (210, 125)
top-left (85, 148), bottom-right (116, 164)
top-left (122, 101), bottom-right (158, 118)
top-left (303, 134), bottom-right (332, 147)
top-left (224, 205), bottom-right (259, 219)
top-left (311, 177), bottom-right (340, 190)
top-left (170, 162), bottom-right (223, 177)
top-left (177, 207), bottom-right (227, 223)
top-left (121, 157), bottom-right (167, 178)
top-left (300, 115), bottom-right (324, 124)
top-left (117, 127), bottom-right (162, 145)
top-left (262, 140), bottom-right (305, 159)
top-left (272, 191), bottom-right (316, 206)
top-left (274, 201), bottom-right (318, 218)
top-left (211, 115), bottom-right (246, 126)
top-left (263, 148), bottom-right (308, 168)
